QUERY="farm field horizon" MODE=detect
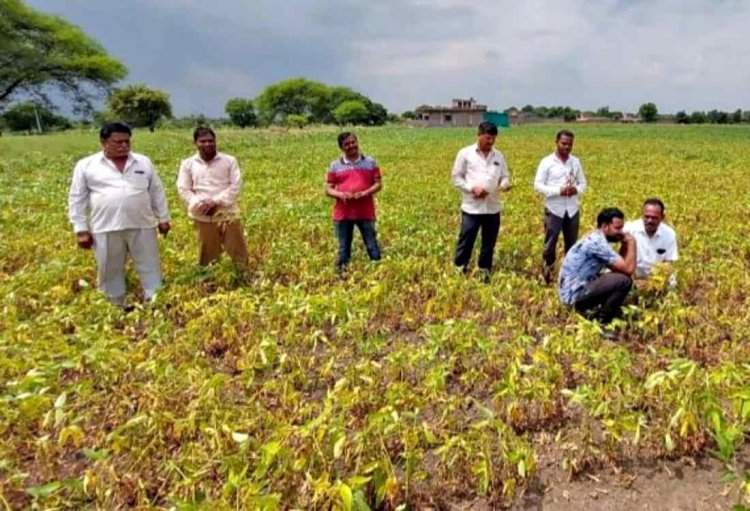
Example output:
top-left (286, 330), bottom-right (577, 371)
top-left (1, 124), bottom-right (750, 509)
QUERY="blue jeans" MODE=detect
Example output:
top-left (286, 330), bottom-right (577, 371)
top-left (334, 220), bottom-right (381, 268)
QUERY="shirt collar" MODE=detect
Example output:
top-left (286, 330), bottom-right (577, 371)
top-left (474, 144), bottom-right (496, 158)
top-left (194, 151), bottom-right (222, 164)
top-left (99, 151), bottom-right (135, 169)
top-left (634, 219), bottom-right (662, 238)
top-left (342, 154), bottom-right (364, 164)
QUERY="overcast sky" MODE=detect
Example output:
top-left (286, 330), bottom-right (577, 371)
top-left (30, 0), bottom-right (750, 117)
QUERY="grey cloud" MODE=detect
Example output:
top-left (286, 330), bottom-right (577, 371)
top-left (28, 0), bottom-right (750, 116)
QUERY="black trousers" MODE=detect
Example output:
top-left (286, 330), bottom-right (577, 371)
top-left (574, 272), bottom-right (633, 324)
top-left (543, 209), bottom-right (579, 267)
top-left (454, 211), bottom-right (500, 272)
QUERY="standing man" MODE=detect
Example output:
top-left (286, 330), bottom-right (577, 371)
top-left (68, 122), bottom-right (170, 307)
top-left (624, 198), bottom-right (678, 282)
top-left (534, 130), bottom-right (587, 283)
top-left (558, 208), bottom-right (636, 326)
top-left (325, 132), bottom-right (382, 273)
top-left (452, 121), bottom-right (511, 279)
top-left (177, 126), bottom-right (249, 268)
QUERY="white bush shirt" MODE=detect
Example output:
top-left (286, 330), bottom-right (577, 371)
top-left (624, 219), bottom-right (679, 278)
top-left (451, 143), bottom-right (510, 215)
top-left (176, 152), bottom-right (242, 223)
top-left (533, 152), bottom-right (587, 218)
top-left (68, 151), bottom-right (170, 234)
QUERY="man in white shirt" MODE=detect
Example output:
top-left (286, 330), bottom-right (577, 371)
top-left (68, 122), bottom-right (170, 307)
top-left (624, 198), bottom-right (678, 282)
top-left (452, 121), bottom-right (511, 278)
top-left (534, 130), bottom-right (587, 283)
top-left (177, 127), bottom-right (248, 267)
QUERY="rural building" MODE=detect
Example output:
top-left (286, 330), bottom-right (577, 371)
top-left (415, 98), bottom-right (492, 127)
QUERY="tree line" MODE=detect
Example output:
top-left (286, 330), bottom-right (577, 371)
top-left (1, 0), bottom-right (748, 133)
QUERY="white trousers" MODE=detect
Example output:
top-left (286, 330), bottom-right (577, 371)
top-left (91, 228), bottom-right (162, 305)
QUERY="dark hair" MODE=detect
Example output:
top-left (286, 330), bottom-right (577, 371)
top-left (643, 198), bottom-right (665, 214)
top-left (193, 126), bottom-right (216, 141)
top-left (477, 121), bottom-right (498, 136)
top-left (597, 207), bottom-right (625, 227)
top-left (556, 129), bottom-right (575, 141)
top-left (337, 131), bottom-right (356, 149)
top-left (100, 122), bottom-right (131, 140)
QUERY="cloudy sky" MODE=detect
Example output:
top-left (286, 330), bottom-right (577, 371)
top-left (30, 0), bottom-right (750, 117)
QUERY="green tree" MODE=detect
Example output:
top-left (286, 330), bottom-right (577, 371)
top-left (224, 97), bottom-right (257, 127)
top-left (521, 104), bottom-right (535, 113)
top-left (689, 111), bottom-right (706, 124)
top-left (401, 110), bottom-right (417, 120)
top-left (638, 102), bottom-right (658, 123)
top-left (675, 111), bottom-right (689, 124)
top-left (2, 100), bottom-right (71, 132)
top-left (333, 100), bottom-right (370, 125)
top-left (255, 78), bottom-right (330, 125)
top-left (731, 109), bottom-right (742, 124)
top-left (108, 84), bottom-right (172, 132)
top-left (284, 114), bottom-right (309, 129)
top-left (0, 0), bottom-right (127, 113)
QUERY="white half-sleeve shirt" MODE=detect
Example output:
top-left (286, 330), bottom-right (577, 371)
top-left (624, 219), bottom-right (678, 278)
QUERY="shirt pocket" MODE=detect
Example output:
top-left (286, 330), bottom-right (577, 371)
top-left (124, 172), bottom-right (150, 190)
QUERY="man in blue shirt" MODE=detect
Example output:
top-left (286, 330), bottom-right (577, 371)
top-left (559, 208), bottom-right (637, 324)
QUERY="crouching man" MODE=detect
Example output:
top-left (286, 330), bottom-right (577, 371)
top-left (558, 208), bottom-right (636, 325)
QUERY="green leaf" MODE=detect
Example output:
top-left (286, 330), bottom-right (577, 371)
top-left (340, 483), bottom-right (353, 511)
top-left (26, 481), bottom-right (62, 498)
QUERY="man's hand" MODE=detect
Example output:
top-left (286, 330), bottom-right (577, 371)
top-left (158, 222), bottom-right (171, 237)
top-left (198, 199), bottom-right (217, 216)
top-left (623, 233), bottom-right (636, 245)
top-left (339, 191), bottom-right (355, 201)
top-left (471, 186), bottom-right (488, 199)
top-left (353, 190), bottom-right (368, 199)
top-left (560, 186), bottom-right (577, 197)
top-left (76, 231), bottom-right (93, 249)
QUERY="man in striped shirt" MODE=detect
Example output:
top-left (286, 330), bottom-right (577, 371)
top-left (325, 132), bottom-right (382, 273)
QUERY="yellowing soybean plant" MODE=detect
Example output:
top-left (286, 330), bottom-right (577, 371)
top-left (1, 124), bottom-right (749, 509)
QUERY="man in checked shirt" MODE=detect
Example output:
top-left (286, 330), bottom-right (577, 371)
top-left (177, 126), bottom-right (249, 268)
top-left (534, 130), bottom-right (587, 284)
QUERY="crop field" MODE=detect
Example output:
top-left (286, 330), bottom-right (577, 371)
top-left (1, 124), bottom-right (750, 509)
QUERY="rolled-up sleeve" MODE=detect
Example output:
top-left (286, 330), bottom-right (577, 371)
top-left (533, 161), bottom-right (560, 197)
top-left (213, 156), bottom-right (241, 207)
top-left (176, 159), bottom-right (201, 212)
top-left (68, 161), bottom-right (90, 233)
top-left (575, 162), bottom-right (587, 195)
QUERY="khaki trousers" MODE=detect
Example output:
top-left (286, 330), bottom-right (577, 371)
top-left (193, 220), bottom-right (248, 267)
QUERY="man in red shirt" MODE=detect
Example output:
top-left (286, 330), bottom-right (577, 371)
top-left (325, 132), bottom-right (382, 274)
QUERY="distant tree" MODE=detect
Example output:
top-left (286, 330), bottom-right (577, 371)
top-left (610, 111), bottom-right (623, 120)
top-left (401, 110), bottom-right (417, 120)
top-left (284, 114), bottom-right (309, 129)
top-left (689, 111), bottom-right (707, 124)
top-left (333, 100), bottom-right (370, 125)
top-left (2, 100), bottom-right (71, 132)
top-left (743, 111), bottom-right (750, 123)
top-left (521, 104), bottom-right (535, 113)
top-left (675, 111), bottom-right (689, 124)
top-left (562, 107), bottom-right (580, 122)
top-left (731, 109), bottom-right (742, 124)
top-left (534, 106), bottom-right (549, 117)
top-left (596, 106), bottom-right (611, 118)
top-left (638, 102), bottom-right (658, 123)
top-left (224, 97), bottom-right (257, 127)
top-left (706, 109), bottom-right (729, 124)
top-left (108, 84), bottom-right (172, 132)
top-left (255, 78), bottom-right (330, 125)
top-left (0, 0), bottom-right (127, 113)
top-left (255, 79), bottom-right (387, 126)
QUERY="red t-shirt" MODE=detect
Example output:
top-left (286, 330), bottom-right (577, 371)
top-left (326, 155), bottom-right (381, 221)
